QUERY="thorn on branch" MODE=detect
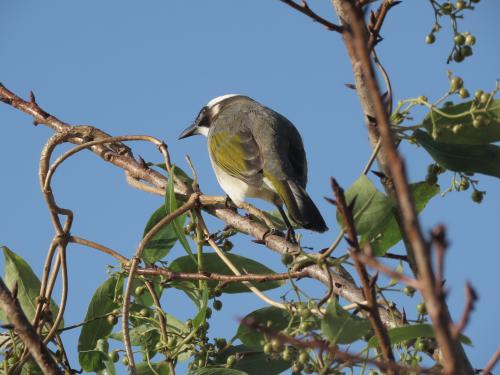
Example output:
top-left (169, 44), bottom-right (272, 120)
top-left (279, 0), bottom-right (343, 33)
top-left (29, 91), bottom-right (36, 104)
top-left (345, 83), bottom-right (357, 90)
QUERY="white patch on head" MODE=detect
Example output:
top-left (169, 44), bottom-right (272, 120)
top-left (206, 94), bottom-right (240, 108)
top-left (197, 126), bottom-right (209, 137)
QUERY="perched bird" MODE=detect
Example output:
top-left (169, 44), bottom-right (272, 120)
top-left (179, 95), bottom-right (328, 233)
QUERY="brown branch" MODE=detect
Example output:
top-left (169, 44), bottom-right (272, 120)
top-left (122, 194), bottom-right (199, 374)
top-left (242, 318), bottom-right (430, 374)
top-left (330, 178), bottom-right (395, 370)
top-left (452, 282), bottom-right (477, 341)
top-left (279, 0), bottom-right (343, 32)
top-left (136, 267), bottom-right (308, 283)
top-left (329, 1), bottom-right (473, 373)
top-left (0, 83), bottom-right (402, 328)
top-left (0, 278), bottom-right (63, 375)
top-left (480, 348), bottom-right (499, 375)
top-left (367, 0), bottom-right (400, 49)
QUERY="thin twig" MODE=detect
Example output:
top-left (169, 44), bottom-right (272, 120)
top-left (480, 348), bottom-right (499, 375)
top-left (331, 178), bottom-right (396, 370)
top-left (0, 278), bottom-right (63, 375)
top-left (279, 0), bottom-right (343, 32)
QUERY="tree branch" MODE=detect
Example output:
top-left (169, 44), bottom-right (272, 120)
top-left (279, 0), bottom-right (343, 32)
top-left (0, 278), bottom-right (63, 375)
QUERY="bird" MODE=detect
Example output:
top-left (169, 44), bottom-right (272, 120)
top-left (178, 94), bottom-right (328, 235)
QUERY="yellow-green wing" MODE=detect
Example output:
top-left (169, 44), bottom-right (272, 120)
top-left (209, 129), bottom-right (263, 187)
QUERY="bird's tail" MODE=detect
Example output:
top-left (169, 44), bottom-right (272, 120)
top-left (277, 179), bottom-right (328, 233)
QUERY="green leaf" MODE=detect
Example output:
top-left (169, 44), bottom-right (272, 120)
top-left (422, 99), bottom-right (500, 144)
top-left (151, 162), bottom-right (194, 185)
top-left (194, 368), bottom-right (248, 375)
top-left (0, 247), bottom-right (61, 325)
top-left (414, 130), bottom-right (500, 178)
top-left (321, 299), bottom-right (371, 345)
top-left (136, 361), bottom-right (171, 375)
top-left (166, 165), bottom-right (196, 263)
top-left (132, 276), bottom-right (163, 307)
top-left (169, 253), bottom-right (284, 294)
top-left (237, 306), bottom-right (296, 349)
top-left (96, 339), bottom-right (116, 375)
top-left (141, 205), bottom-right (185, 264)
top-left (364, 182), bottom-right (439, 255)
top-left (215, 345), bottom-right (291, 375)
top-left (368, 323), bottom-right (472, 348)
top-left (78, 276), bottom-right (123, 372)
top-left (336, 175), bottom-right (394, 238)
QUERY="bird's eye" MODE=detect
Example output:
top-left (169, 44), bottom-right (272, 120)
top-left (196, 106), bottom-right (210, 127)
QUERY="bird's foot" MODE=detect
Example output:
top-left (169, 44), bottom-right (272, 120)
top-left (261, 227), bottom-right (285, 242)
top-left (224, 196), bottom-right (238, 212)
top-left (286, 228), bottom-right (298, 244)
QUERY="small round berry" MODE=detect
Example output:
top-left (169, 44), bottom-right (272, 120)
top-left (450, 77), bottom-right (464, 92)
top-left (415, 339), bottom-right (428, 352)
top-left (453, 51), bottom-right (464, 63)
top-left (281, 253), bottom-right (294, 266)
top-left (474, 90), bottom-right (484, 100)
top-left (473, 115), bottom-right (486, 128)
top-left (460, 179), bottom-right (470, 191)
top-left (465, 34), bottom-right (476, 45)
top-left (215, 338), bottom-right (227, 349)
top-left (369, 371), bottom-right (379, 375)
top-left (213, 299), bottom-right (223, 311)
top-left (122, 356), bottom-right (129, 366)
top-left (135, 286), bottom-right (145, 296)
top-left (480, 92), bottom-right (491, 105)
top-left (107, 314), bottom-right (118, 325)
top-left (205, 307), bottom-right (212, 319)
top-left (417, 302), bottom-right (427, 315)
top-left (455, 0), bottom-right (466, 9)
top-left (282, 347), bottom-right (291, 361)
top-left (298, 351), bottom-right (309, 364)
top-left (454, 34), bottom-right (465, 45)
top-left (263, 343), bottom-right (273, 355)
top-left (471, 190), bottom-right (484, 203)
top-left (458, 88), bottom-right (469, 98)
top-left (271, 339), bottom-right (282, 352)
top-left (418, 95), bottom-right (428, 103)
top-left (427, 164), bottom-right (440, 174)
top-left (441, 2), bottom-right (453, 14)
top-left (109, 350), bottom-right (119, 363)
top-left (403, 286), bottom-right (416, 297)
top-left (460, 45), bottom-right (473, 57)
top-left (425, 34), bottom-right (436, 44)
top-left (139, 308), bottom-right (150, 317)
top-left (226, 355), bottom-right (236, 367)
top-left (452, 124), bottom-right (464, 134)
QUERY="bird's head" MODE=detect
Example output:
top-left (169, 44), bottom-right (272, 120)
top-left (178, 94), bottom-right (245, 139)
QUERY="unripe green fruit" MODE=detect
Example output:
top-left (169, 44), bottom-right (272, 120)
top-left (369, 371), bottom-right (379, 375)
top-left (282, 347), bottom-right (291, 361)
top-left (403, 286), bottom-right (416, 297)
top-left (425, 34), bottom-right (436, 44)
top-left (298, 351), bottom-right (309, 364)
top-left (222, 240), bottom-right (233, 252)
top-left (215, 338), bottom-right (227, 349)
top-left (415, 339), bottom-right (428, 352)
top-left (441, 2), bottom-right (453, 14)
top-left (455, 0), bottom-right (466, 9)
top-left (107, 314), bottom-right (118, 325)
top-left (122, 356), bottom-right (129, 366)
top-left (186, 319), bottom-right (193, 328)
top-left (206, 307), bottom-right (212, 319)
top-left (281, 253), bottom-right (293, 266)
top-left (271, 338), bottom-right (282, 352)
top-left (460, 179), bottom-right (470, 191)
top-left (167, 336), bottom-right (176, 348)
top-left (473, 115), bottom-right (486, 128)
top-left (213, 299), bottom-right (223, 311)
top-left (480, 92), bottom-right (491, 104)
top-left (139, 308), bottom-right (150, 317)
top-left (471, 190), bottom-right (484, 203)
top-left (453, 51), bottom-right (464, 63)
top-left (135, 286), bottom-right (145, 296)
top-left (418, 95), bottom-right (428, 103)
top-left (452, 124), bottom-right (464, 134)
top-left (454, 34), bottom-right (465, 45)
top-left (263, 343), bottom-right (273, 355)
top-left (299, 307), bottom-right (312, 319)
top-left (427, 164), bottom-right (440, 175)
top-left (474, 90), bottom-right (484, 100)
top-left (226, 355), bottom-right (236, 367)
top-left (458, 88), bottom-right (469, 98)
top-left (450, 77), bottom-right (464, 92)
top-left (460, 45), bottom-right (473, 57)
top-left (109, 350), bottom-right (119, 363)
top-left (465, 34), bottom-right (476, 45)
top-left (417, 302), bottom-right (427, 315)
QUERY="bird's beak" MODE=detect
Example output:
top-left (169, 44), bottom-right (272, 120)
top-left (178, 124), bottom-right (198, 140)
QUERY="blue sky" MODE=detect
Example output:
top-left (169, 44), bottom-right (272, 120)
top-left (1, 1), bottom-right (499, 373)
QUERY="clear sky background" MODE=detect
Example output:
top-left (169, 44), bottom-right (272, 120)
top-left (1, 1), bottom-right (498, 374)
